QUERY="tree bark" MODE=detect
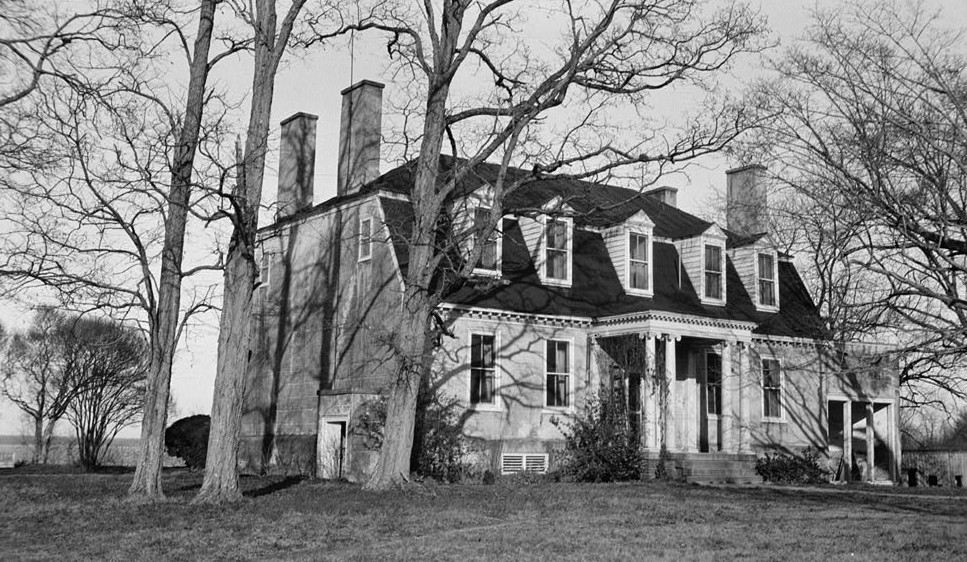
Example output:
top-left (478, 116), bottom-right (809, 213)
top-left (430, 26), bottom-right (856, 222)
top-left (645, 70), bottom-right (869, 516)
top-left (195, 0), bottom-right (306, 503)
top-left (128, 0), bottom-right (217, 501)
top-left (365, 82), bottom-right (451, 490)
top-left (32, 416), bottom-right (43, 463)
top-left (41, 420), bottom-right (55, 464)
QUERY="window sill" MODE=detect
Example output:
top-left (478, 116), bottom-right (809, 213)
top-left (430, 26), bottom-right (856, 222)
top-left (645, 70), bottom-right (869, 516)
top-left (468, 403), bottom-right (501, 413)
top-left (541, 277), bottom-right (572, 288)
top-left (626, 287), bottom-right (654, 298)
top-left (700, 298), bottom-right (727, 307)
top-left (761, 416), bottom-right (787, 424)
top-left (542, 407), bottom-right (573, 415)
top-left (755, 304), bottom-right (779, 313)
top-left (472, 267), bottom-right (502, 278)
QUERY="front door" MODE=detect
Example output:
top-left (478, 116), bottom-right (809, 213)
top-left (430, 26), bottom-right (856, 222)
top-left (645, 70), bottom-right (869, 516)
top-left (317, 419), bottom-right (346, 479)
top-left (700, 350), bottom-right (722, 452)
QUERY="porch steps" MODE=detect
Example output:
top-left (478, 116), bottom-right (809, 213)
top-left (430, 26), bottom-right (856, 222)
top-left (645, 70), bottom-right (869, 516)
top-left (663, 452), bottom-right (762, 485)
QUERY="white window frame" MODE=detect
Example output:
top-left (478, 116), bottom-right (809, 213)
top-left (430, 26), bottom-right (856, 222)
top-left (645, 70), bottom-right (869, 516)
top-left (544, 338), bottom-right (574, 410)
top-left (626, 230), bottom-right (653, 296)
top-left (540, 216), bottom-right (573, 287)
top-left (358, 216), bottom-right (373, 262)
top-left (702, 242), bottom-right (726, 305)
top-left (756, 251), bottom-right (779, 310)
top-left (471, 207), bottom-right (502, 277)
top-left (705, 350), bottom-right (723, 417)
top-left (760, 356), bottom-right (785, 422)
top-left (468, 330), bottom-right (500, 411)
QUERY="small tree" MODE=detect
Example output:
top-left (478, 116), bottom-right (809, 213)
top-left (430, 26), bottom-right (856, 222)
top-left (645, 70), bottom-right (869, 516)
top-left (0, 309), bottom-right (81, 463)
top-left (62, 317), bottom-right (148, 471)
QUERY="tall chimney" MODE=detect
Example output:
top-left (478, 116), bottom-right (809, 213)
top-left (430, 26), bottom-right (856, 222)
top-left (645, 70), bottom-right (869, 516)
top-left (645, 186), bottom-right (678, 208)
top-left (726, 164), bottom-right (769, 236)
top-left (277, 112), bottom-right (318, 218)
top-left (338, 80), bottom-right (384, 197)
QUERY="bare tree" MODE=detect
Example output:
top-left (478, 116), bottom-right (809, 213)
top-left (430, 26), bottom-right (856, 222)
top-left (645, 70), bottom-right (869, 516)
top-left (0, 1), bottom-right (243, 499)
top-left (745, 0), bottom-right (967, 402)
top-left (63, 317), bottom-right (148, 471)
top-left (196, 0), bottom-right (315, 503)
top-left (307, 0), bottom-right (767, 489)
top-left (1, 309), bottom-right (82, 463)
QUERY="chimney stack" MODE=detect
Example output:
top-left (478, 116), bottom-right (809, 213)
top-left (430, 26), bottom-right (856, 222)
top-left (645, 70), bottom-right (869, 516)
top-left (338, 80), bottom-right (384, 196)
top-left (726, 164), bottom-right (769, 236)
top-left (645, 186), bottom-right (678, 208)
top-left (277, 112), bottom-right (318, 218)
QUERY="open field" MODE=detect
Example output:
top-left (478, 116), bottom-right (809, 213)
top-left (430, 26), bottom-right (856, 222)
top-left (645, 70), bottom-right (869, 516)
top-left (1, 467), bottom-right (965, 561)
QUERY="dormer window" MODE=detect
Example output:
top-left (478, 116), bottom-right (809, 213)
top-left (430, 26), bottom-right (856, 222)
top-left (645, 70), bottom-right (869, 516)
top-left (704, 244), bottom-right (723, 300)
top-left (629, 233), bottom-right (649, 291)
top-left (543, 217), bottom-right (571, 284)
top-left (757, 252), bottom-right (777, 307)
top-left (473, 207), bottom-right (500, 273)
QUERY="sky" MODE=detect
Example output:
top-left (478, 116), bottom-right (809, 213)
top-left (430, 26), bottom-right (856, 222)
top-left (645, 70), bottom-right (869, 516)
top-left (2, 0), bottom-right (966, 436)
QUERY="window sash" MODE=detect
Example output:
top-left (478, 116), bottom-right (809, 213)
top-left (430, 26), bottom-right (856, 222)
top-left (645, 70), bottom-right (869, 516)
top-left (762, 359), bottom-right (782, 418)
top-left (359, 218), bottom-right (373, 260)
top-left (546, 340), bottom-right (570, 407)
top-left (470, 334), bottom-right (496, 404)
top-left (629, 233), bottom-right (649, 290)
top-left (758, 253), bottom-right (776, 306)
top-left (545, 219), bottom-right (569, 280)
top-left (474, 208), bottom-right (499, 271)
top-left (706, 353), bottom-right (722, 415)
top-left (704, 245), bottom-right (722, 299)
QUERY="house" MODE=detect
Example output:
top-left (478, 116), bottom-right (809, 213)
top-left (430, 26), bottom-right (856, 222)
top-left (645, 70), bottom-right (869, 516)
top-left (240, 80), bottom-right (901, 483)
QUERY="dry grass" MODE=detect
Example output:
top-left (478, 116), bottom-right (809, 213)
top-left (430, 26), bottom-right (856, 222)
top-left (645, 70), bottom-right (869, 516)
top-left (1, 467), bottom-right (965, 561)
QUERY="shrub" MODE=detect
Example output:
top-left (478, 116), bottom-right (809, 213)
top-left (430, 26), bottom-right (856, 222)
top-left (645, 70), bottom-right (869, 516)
top-left (755, 447), bottom-right (829, 484)
top-left (552, 392), bottom-right (643, 482)
top-left (164, 415), bottom-right (210, 470)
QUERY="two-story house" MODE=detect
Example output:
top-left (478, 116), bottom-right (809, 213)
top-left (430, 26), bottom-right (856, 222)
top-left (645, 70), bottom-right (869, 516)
top-left (240, 80), bottom-right (901, 483)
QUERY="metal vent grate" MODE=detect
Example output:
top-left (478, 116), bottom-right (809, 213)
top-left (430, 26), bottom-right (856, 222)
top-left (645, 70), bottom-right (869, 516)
top-left (501, 453), bottom-right (548, 475)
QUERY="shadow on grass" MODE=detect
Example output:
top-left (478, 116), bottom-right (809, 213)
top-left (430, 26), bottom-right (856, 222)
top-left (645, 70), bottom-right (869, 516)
top-left (243, 475), bottom-right (308, 498)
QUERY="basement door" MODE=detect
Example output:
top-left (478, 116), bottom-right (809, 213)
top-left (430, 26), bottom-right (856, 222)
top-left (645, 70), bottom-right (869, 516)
top-left (317, 418), bottom-right (346, 480)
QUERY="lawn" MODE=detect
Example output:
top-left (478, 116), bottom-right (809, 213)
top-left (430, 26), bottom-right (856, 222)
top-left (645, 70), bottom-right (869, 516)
top-left (1, 467), bottom-right (965, 561)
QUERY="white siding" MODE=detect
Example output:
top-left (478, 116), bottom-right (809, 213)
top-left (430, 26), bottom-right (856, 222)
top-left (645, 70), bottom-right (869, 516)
top-left (518, 215), bottom-right (543, 264)
top-left (604, 226), bottom-right (626, 285)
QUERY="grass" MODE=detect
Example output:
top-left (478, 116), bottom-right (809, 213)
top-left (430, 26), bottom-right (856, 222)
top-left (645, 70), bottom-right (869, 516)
top-left (2, 467), bottom-right (966, 561)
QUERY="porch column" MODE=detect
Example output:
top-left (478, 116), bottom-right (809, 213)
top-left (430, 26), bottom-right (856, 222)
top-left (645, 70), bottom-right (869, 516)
top-left (843, 401), bottom-right (852, 481)
top-left (682, 354), bottom-right (698, 453)
top-left (720, 341), bottom-right (735, 452)
top-left (643, 333), bottom-right (658, 450)
top-left (866, 402), bottom-right (875, 482)
top-left (738, 342), bottom-right (752, 453)
top-left (664, 335), bottom-right (678, 452)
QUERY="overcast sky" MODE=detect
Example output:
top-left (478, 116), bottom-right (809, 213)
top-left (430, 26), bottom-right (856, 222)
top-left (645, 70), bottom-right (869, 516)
top-left (2, 0), bottom-right (966, 436)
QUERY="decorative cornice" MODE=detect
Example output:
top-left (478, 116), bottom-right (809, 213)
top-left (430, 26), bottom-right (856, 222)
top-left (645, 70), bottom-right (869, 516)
top-left (438, 303), bottom-right (594, 328)
top-left (593, 309), bottom-right (757, 333)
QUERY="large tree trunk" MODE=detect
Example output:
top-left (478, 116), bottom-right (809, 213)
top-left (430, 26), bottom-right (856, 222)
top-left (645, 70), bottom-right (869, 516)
top-left (195, 0), bottom-right (300, 503)
top-left (40, 419), bottom-right (55, 464)
top-left (364, 80), bottom-right (451, 491)
top-left (128, 0), bottom-right (217, 501)
top-left (364, 287), bottom-right (435, 490)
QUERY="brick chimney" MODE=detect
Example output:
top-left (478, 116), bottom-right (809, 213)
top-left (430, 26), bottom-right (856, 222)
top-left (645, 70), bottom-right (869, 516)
top-left (645, 186), bottom-right (678, 208)
top-left (726, 164), bottom-right (769, 236)
top-left (337, 80), bottom-right (384, 196)
top-left (277, 112), bottom-right (318, 218)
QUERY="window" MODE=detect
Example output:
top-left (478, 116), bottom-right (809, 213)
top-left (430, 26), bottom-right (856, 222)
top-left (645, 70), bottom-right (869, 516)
top-left (704, 244), bottom-right (723, 300)
top-left (470, 334), bottom-right (496, 405)
top-left (258, 249), bottom-right (270, 286)
top-left (546, 340), bottom-right (570, 408)
top-left (629, 232), bottom-right (649, 291)
top-left (706, 352), bottom-right (722, 415)
top-left (758, 253), bottom-right (776, 307)
top-left (473, 208), bottom-right (499, 272)
top-left (762, 358), bottom-right (782, 418)
top-left (358, 217), bottom-right (372, 262)
top-left (545, 218), bottom-right (569, 281)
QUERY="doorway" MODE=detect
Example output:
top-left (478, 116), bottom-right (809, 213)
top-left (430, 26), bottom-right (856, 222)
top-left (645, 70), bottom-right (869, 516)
top-left (318, 418), bottom-right (346, 479)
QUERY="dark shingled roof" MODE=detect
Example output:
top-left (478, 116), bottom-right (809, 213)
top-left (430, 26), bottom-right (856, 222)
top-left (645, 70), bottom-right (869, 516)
top-left (276, 157), bottom-right (824, 340)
